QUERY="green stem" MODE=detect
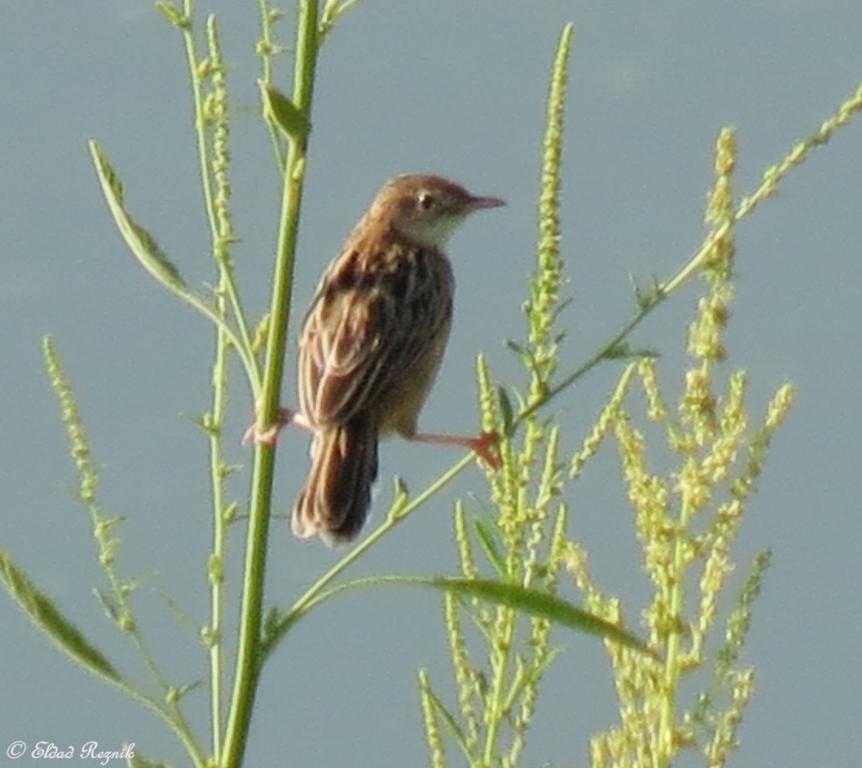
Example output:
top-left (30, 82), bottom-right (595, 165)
top-left (176, 6), bottom-right (237, 754)
top-left (482, 607), bottom-right (516, 766)
top-left (657, 495), bottom-right (694, 766)
top-left (514, 219), bottom-right (734, 428)
top-left (100, 669), bottom-right (206, 768)
top-left (261, 453), bottom-right (475, 661)
top-left (517, 108), bottom-right (846, 428)
top-left (206, 303), bottom-right (229, 757)
top-left (185, 293), bottom-right (259, 392)
top-left (514, 302), bottom-right (653, 427)
top-left (220, 2), bottom-right (319, 766)
top-left (181, 0), bottom-right (260, 397)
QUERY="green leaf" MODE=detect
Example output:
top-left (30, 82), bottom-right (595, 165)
top-left (604, 341), bottom-right (633, 360)
top-left (88, 141), bottom-right (187, 292)
top-left (92, 587), bottom-right (120, 622)
top-left (274, 573), bottom-right (653, 659)
top-left (505, 338), bottom-right (537, 372)
top-left (497, 386), bottom-right (514, 433)
top-left (430, 577), bottom-right (654, 657)
top-left (472, 517), bottom-right (507, 578)
top-left (503, 646), bottom-right (562, 714)
top-left (421, 675), bottom-right (473, 761)
top-left (259, 82), bottom-right (310, 139)
top-left (604, 341), bottom-right (660, 361)
top-left (505, 338), bottom-right (526, 357)
top-left (319, 0), bottom-right (366, 41)
top-left (261, 606), bottom-right (283, 647)
top-left (0, 547), bottom-right (121, 682)
top-left (155, 2), bottom-right (188, 29)
top-left (387, 476), bottom-right (410, 521)
top-left (166, 680), bottom-right (202, 703)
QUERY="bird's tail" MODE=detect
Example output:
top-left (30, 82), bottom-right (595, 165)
top-left (292, 414), bottom-right (379, 544)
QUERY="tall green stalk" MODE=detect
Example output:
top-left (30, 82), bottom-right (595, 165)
top-left (220, 2), bottom-right (320, 766)
top-left (175, 10), bottom-right (238, 756)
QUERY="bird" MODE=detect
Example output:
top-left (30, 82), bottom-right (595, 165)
top-left (289, 174), bottom-right (504, 544)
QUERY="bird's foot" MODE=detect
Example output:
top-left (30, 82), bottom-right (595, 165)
top-left (467, 431), bottom-right (501, 470)
top-left (243, 407), bottom-right (305, 446)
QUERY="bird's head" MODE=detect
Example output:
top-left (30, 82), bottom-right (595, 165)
top-left (371, 174), bottom-right (505, 248)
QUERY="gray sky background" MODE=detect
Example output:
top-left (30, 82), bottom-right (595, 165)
top-left (1, 2), bottom-right (860, 766)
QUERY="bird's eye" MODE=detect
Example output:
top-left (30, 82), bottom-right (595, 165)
top-left (417, 192), bottom-right (435, 210)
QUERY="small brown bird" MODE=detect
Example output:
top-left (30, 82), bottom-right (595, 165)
top-left (292, 174), bottom-right (504, 544)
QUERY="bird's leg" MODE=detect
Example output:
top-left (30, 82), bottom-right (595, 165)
top-left (410, 430), bottom-right (501, 469)
top-left (243, 407), bottom-right (314, 446)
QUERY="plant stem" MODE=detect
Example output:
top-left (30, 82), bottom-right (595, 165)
top-left (103, 669), bottom-right (207, 768)
top-left (514, 218), bottom-right (735, 428)
top-left (180, 0), bottom-right (259, 396)
top-left (261, 453), bottom-right (475, 661)
top-left (220, 2), bottom-right (319, 766)
top-left (206, 296), bottom-right (230, 757)
top-left (482, 608), bottom-right (516, 766)
top-left (514, 303), bottom-right (652, 427)
top-left (657, 495), bottom-right (694, 766)
top-left (176, 6), bottom-right (239, 754)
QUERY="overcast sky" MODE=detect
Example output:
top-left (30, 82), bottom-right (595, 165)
top-left (1, 2), bottom-right (860, 767)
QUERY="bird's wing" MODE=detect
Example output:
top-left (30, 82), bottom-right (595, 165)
top-left (299, 246), bottom-right (451, 426)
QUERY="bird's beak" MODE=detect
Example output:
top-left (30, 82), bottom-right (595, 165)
top-left (466, 195), bottom-right (506, 212)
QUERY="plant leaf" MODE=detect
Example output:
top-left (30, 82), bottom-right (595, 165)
top-left (387, 476), bottom-right (410, 521)
top-left (155, 2), bottom-right (187, 29)
top-left (430, 577), bottom-right (654, 657)
top-left (0, 547), bottom-right (122, 682)
top-left (497, 386), bottom-right (514, 433)
top-left (259, 83), bottom-right (310, 139)
top-left (503, 646), bottom-right (562, 713)
top-left (421, 675), bottom-right (473, 761)
top-left (274, 574), bottom-right (654, 659)
top-left (88, 141), bottom-right (187, 292)
top-left (472, 517), bottom-right (507, 578)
